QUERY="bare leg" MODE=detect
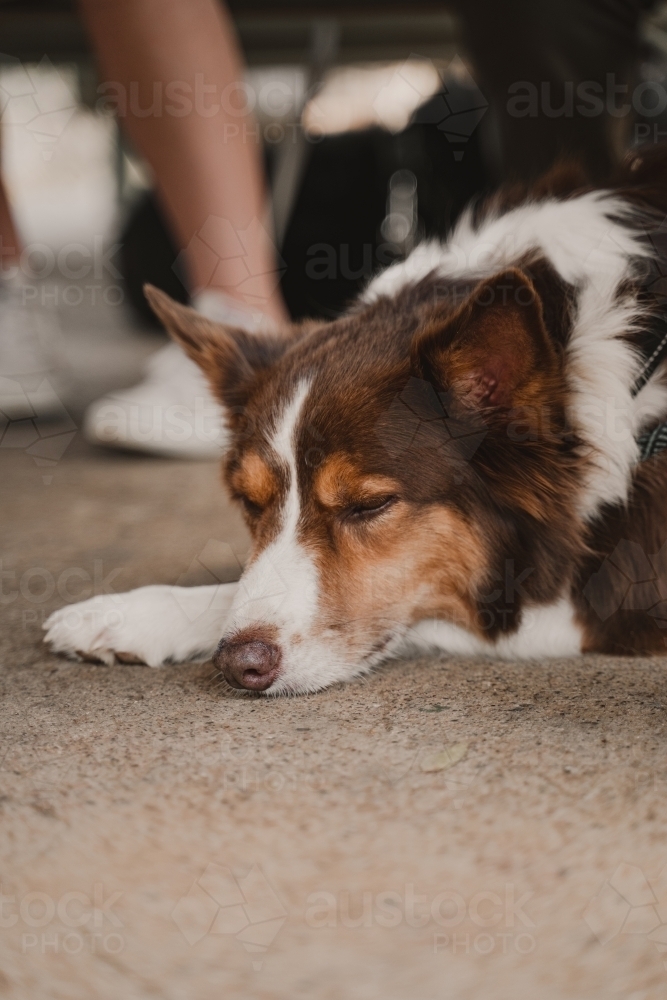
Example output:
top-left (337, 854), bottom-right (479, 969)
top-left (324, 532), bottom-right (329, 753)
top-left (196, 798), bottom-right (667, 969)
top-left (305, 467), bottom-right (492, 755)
top-left (79, 0), bottom-right (288, 325)
top-left (0, 145), bottom-right (21, 273)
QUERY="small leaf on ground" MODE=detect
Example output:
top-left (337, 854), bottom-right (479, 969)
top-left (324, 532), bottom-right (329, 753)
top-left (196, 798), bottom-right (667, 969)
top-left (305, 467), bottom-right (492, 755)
top-left (420, 743), bottom-right (468, 773)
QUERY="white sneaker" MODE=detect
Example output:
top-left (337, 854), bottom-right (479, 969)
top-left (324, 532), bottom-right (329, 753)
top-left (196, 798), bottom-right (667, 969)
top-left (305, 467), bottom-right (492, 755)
top-left (84, 289), bottom-right (275, 459)
top-left (0, 278), bottom-right (66, 421)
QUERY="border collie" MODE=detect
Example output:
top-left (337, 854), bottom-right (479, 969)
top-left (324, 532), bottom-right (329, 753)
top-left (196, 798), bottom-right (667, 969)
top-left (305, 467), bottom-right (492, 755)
top-left (44, 145), bottom-right (667, 694)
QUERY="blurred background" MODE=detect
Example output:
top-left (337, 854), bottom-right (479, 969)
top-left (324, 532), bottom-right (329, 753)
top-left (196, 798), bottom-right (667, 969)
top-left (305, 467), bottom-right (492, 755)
top-left (5, 12), bottom-right (667, 997)
top-left (3, 0), bottom-right (667, 451)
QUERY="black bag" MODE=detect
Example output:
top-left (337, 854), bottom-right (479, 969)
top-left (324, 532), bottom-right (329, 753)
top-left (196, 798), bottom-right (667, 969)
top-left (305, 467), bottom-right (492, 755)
top-left (118, 85), bottom-right (490, 325)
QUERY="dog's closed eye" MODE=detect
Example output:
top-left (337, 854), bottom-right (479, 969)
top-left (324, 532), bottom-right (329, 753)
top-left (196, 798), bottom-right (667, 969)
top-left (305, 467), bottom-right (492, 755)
top-left (234, 493), bottom-right (265, 518)
top-left (343, 495), bottom-right (398, 522)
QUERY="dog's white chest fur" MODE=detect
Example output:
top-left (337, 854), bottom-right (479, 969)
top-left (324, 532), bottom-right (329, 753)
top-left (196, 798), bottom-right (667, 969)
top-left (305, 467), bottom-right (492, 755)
top-left (409, 598), bottom-right (583, 659)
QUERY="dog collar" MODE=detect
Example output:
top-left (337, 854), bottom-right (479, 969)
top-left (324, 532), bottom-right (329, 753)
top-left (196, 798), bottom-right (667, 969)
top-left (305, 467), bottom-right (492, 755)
top-left (633, 303), bottom-right (667, 461)
top-left (638, 422), bottom-right (667, 460)
top-left (633, 308), bottom-right (667, 396)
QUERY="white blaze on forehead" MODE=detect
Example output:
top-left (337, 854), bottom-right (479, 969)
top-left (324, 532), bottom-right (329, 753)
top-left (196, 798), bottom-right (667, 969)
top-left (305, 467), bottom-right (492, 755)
top-left (271, 378), bottom-right (312, 530)
top-left (225, 378), bottom-right (319, 635)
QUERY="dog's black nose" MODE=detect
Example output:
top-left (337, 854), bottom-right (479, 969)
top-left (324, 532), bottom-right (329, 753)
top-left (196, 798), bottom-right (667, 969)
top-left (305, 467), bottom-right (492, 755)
top-left (214, 640), bottom-right (281, 691)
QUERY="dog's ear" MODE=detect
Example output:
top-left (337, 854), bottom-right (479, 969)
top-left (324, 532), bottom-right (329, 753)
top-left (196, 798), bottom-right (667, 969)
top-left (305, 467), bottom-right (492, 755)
top-left (144, 284), bottom-right (287, 409)
top-left (412, 268), bottom-right (559, 413)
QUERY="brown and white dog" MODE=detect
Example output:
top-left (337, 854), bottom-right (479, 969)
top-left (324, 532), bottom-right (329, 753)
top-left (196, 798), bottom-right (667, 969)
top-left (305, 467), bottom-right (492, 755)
top-left (45, 145), bottom-right (667, 694)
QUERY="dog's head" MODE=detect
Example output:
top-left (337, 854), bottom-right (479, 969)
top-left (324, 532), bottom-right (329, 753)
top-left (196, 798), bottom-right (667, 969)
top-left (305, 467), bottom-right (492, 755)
top-left (146, 268), bottom-right (583, 694)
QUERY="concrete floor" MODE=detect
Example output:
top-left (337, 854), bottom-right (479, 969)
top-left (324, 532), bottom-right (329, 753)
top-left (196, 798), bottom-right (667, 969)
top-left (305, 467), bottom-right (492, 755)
top-left (2, 305), bottom-right (667, 998)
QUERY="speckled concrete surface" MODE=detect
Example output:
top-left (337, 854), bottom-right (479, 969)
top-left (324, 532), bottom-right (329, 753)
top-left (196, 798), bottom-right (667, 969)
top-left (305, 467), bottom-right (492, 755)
top-left (2, 442), bottom-right (667, 1000)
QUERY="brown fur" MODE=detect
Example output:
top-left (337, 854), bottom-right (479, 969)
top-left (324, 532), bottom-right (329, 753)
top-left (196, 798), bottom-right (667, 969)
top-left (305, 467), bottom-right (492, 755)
top-left (229, 452), bottom-right (278, 511)
top-left (314, 454), bottom-right (399, 511)
top-left (145, 142), bottom-right (667, 659)
top-left (149, 274), bottom-right (587, 648)
top-left (574, 457), bottom-right (667, 654)
top-left (309, 504), bottom-right (488, 649)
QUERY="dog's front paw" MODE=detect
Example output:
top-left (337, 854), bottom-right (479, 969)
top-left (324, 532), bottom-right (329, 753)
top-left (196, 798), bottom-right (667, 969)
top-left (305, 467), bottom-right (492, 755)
top-left (43, 586), bottom-right (191, 667)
